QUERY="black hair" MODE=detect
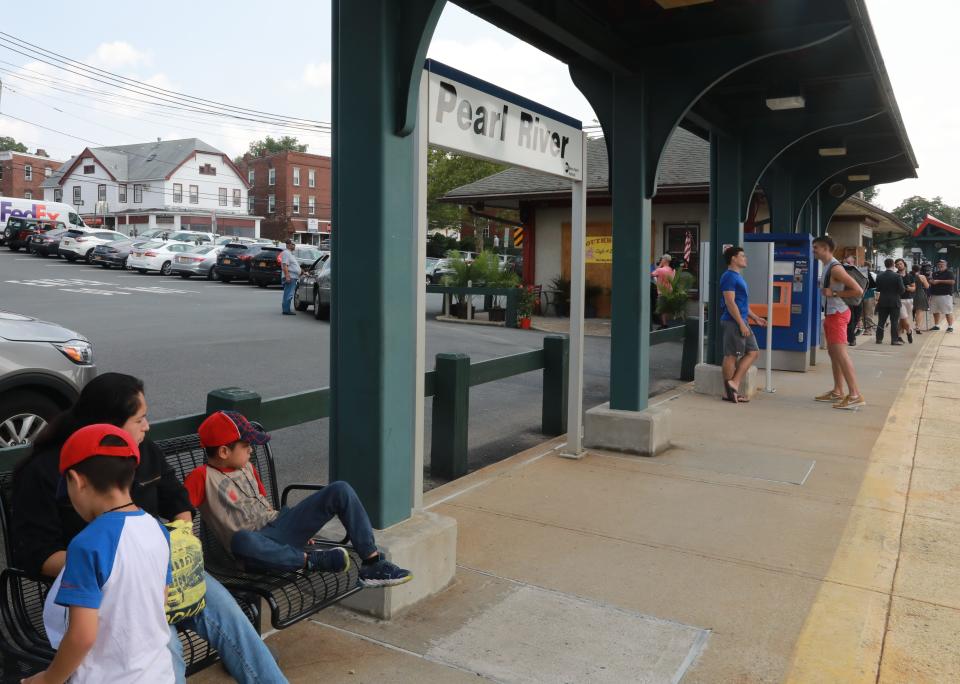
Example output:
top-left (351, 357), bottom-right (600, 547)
top-left (723, 245), bottom-right (743, 265)
top-left (884, 258), bottom-right (895, 268)
top-left (205, 441), bottom-right (244, 462)
top-left (16, 373), bottom-right (144, 481)
top-left (912, 264), bottom-right (921, 273)
top-left (812, 236), bottom-right (835, 251)
top-left (68, 455), bottom-right (138, 495)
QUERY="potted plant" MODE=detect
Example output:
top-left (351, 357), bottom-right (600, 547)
top-left (549, 276), bottom-right (571, 317)
top-left (584, 281), bottom-right (604, 318)
top-left (656, 270), bottom-right (696, 325)
top-left (516, 285), bottom-right (536, 328)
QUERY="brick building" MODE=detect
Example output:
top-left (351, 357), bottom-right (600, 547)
top-left (0, 149), bottom-right (64, 200)
top-left (237, 150), bottom-right (331, 244)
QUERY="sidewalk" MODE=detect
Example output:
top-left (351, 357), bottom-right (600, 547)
top-left (192, 331), bottom-right (957, 683)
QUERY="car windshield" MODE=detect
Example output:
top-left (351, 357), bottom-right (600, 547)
top-left (45, 228), bottom-right (68, 238)
top-left (295, 248), bottom-right (321, 260)
top-left (426, 258), bottom-right (439, 266)
top-left (140, 241), bottom-right (165, 249)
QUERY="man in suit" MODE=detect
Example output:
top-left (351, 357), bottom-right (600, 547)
top-left (875, 257), bottom-right (905, 345)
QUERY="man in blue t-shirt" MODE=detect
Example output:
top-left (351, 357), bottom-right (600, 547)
top-left (718, 246), bottom-right (767, 403)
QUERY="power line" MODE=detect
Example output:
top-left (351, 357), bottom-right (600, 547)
top-left (0, 31), bottom-right (329, 128)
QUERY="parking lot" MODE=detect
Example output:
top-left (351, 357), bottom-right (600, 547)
top-left (1, 248), bottom-right (683, 491)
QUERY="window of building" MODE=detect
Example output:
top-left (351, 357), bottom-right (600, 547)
top-left (189, 185), bottom-right (199, 204)
top-left (73, 186), bottom-right (82, 204)
top-left (24, 165), bottom-right (32, 181)
top-left (24, 191), bottom-right (32, 200)
top-left (172, 183), bottom-right (182, 202)
top-left (0, 165), bottom-right (3, 181)
top-left (83, 161), bottom-right (95, 174)
top-left (219, 187), bottom-right (227, 206)
top-left (119, 184), bottom-right (127, 203)
top-left (293, 167), bottom-right (300, 186)
top-left (268, 194), bottom-right (276, 213)
top-left (248, 168), bottom-right (255, 184)
top-left (233, 188), bottom-right (241, 207)
top-left (248, 195), bottom-right (255, 213)
top-left (134, 184), bottom-right (143, 203)
top-left (292, 194), bottom-right (300, 214)
top-left (268, 168), bottom-right (276, 186)
top-left (308, 196), bottom-right (316, 215)
top-left (308, 169), bottom-right (316, 188)
top-left (663, 223), bottom-right (700, 291)
top-left (199, 163), bottom-right (217, 176)
top-left (44, 167), bottom-right (52, 177)
top-left (54, 188), bottom-right (63, 202)
top-left (98, 184), bottom-right (106, 201)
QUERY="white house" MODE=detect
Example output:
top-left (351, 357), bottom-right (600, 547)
top-left (43, 138), bottom-right (261, 237)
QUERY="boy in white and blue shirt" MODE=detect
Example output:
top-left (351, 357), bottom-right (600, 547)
top-left (33, 424), bottom-right (174, 684)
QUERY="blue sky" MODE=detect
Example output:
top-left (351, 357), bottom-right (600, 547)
top-left (0, 1), bottom-right (952, 211)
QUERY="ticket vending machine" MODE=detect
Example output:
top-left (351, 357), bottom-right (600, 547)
top-left (743, 233), bottom-right (819, 372)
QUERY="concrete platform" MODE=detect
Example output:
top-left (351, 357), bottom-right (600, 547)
top-left (189, 333), bottom-right (959, 683)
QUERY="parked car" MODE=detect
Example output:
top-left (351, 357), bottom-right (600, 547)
top-left (215, 242), bottom-right (264, 282)
top-left (59, 229), bottom-right (128, 263)
top-left (249, 246), bottom-right (325, 288)
top-left (172, 244), bottom-right (222, 280)
top-left (126, 240), bottom-right (194, 275)
top-left (294, 255), bottom-right (332, 319)
top-left (4, 217), bottom-right (66, 252)
top-left (28, 227), bottom-right (69, 257)
top-left (0, 197), bottom-right (87, 248)
top-left (215, 235), bottom-right (258, 246)
top-left (89, 238), bottom-right (149, 269)
top-left (0, 310), bottom-right (96, 448)
top-left (166, 231), bottom-right (216, 245)
top-left (428, 258), bottom-right (456, 284)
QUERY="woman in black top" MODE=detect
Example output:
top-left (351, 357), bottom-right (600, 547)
top-left (12, 373), bottom-right (287, 684)
top-left (912, 264), bottom-right (929, 332)
top-left (895, 258), bottom-right (915, 342)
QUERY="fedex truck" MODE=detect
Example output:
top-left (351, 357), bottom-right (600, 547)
top-left (0, 197), bottom-right (87, 245)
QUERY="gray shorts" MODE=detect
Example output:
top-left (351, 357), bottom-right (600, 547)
top-left (931, 294), bottom-right (954, 315)
top-left (722, 319), bottom-right (759, 358)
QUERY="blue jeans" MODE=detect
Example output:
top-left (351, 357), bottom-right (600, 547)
top-left (231, 481), bottom-right (377, 571)
top-left (281, 278), bottom-right (297, 313)
top-left (167, 572), bottom-right (287, 683)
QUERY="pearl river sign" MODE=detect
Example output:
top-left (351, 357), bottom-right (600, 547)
top-left (425, 60), bottom-right (583, 181)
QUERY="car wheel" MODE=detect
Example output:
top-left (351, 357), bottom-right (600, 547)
top-left (137, 268), bottom-right (148, 274)
top-left (207, 266), bottom-right (218, 281)
top-left (314, 288), bottom-right (330, 320)
top-left (64, 254), bottom-right (76, 262)
top-left (179, 273), bottom-right (191, 279)
top-left (100, 263), bottom-right (111, 269)
top-left (256, 280), bottom-right (268, 288)
top-left (160, 261), bottom-right (172, 276)
top-left (0, 391), bottom-right (60, 448)
top-left (219, 275), bottom-right (233, 283)
top-left (294, 287), bottom-right (309, 311)
top-left (84, 248), bottom-right (95, 264)
top-left (122, 258), bottom-right (128, 269)
top-left (8, 245), bottom-right (20, 252)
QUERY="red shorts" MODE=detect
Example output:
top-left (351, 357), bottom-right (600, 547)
top-left (824, 310), bottom-right (851, 345)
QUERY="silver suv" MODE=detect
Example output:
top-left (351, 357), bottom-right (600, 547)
top-left (0, 311), bottom-right (96, 447)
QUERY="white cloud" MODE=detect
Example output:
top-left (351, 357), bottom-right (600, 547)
top-left (87, 41), bottom-right (150, 70)
top-left (301, 62), bottom-right (331, 89)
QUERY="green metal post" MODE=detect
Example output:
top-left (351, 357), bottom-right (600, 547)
top-left (541, 335), bottom-right (569, 436)
top-left (681, 317), bottom-right (699, 381)
top-left (609, 75), bottom-right (651, 411)
top-left (330, 0), bottom-right (443, 527)
top-left (430, 354), bottom-right (470, 480)
top-left (767, 168), bottom-right (794, 233)
top-left (206, 388), bottom-right (262, 421)
top-left (707, 132), bottom-right (743, 365)
top-left (505, 289), bottom-right (518, 329)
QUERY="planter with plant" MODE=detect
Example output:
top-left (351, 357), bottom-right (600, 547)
top-left (549, 276), bottom-right (571, 317)
top-left (584, 281), bottom-right (604, 318)
top-left (656, 270), bottom-right (696, 325)
top-left (441, 250), bottom-right (519, 319)
top-left (516, 285), bottom-right (536, 328)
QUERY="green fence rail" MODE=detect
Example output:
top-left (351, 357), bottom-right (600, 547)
top-left (0, 320), bottom-right (700, 475)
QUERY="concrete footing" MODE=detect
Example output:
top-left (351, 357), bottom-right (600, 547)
top-left (694, 363), bottom-right (758, 398)
top-left (341, 511), bottom-right (457, 619)
top-left (583, 403), bottom-right (672, 456)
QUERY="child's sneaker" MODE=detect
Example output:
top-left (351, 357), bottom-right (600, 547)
top-left (359, 555), bottom-right (412, 588)
top-left (306, 547), bottom-right (350, 573)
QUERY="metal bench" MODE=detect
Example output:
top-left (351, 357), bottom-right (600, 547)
top-left (155, 432), bottom-right (363, 630)
top-left (0, 468), bottom-right (252, 680)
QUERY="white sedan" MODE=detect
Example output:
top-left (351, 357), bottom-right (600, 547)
top-left (126, 241), bottom-right (194, 275)
top-left (58, 229), bottom-right (128, 263)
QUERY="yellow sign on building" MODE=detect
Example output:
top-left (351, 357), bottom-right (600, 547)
top-left (585, 236), bottom-right (613, 264)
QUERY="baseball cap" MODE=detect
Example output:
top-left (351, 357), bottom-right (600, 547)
top-left (198, 411), bottom-right (270, 448)
top-left (60, 424), bottom-right (140, 474)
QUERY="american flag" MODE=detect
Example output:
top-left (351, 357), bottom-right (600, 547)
top-left (683, 230), bottom-right (693, 267)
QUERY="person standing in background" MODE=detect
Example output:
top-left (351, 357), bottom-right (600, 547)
top-left (929, 258), bottom-right (955, 332)
top-left (861, 265), bottom-right (877, 335)
top-left (875, 258), bottom-right (905, 345)
top-left (843, 255), bottom-right (863, 345)
top-left (912, 264), bottom-right (929, 333)
top-left (651, 254), bottom-right (675, 329)
top-left (280, 238), bottom-right (302, 316)
top-left (895, 258), bottom-right (915, 343)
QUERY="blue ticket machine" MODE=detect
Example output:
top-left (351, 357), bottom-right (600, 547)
top-left (744, 233), bottom-right (819, 371)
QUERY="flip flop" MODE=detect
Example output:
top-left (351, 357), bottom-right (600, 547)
top-left (723, 382), bottom-right (738, 403)
top-left (737, 395), bottom-right (750, 403)
top-left (722, 395), bottom-right (737, 403)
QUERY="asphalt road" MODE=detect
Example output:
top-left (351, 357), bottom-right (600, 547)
top-left (0, 249), bottom-right (683, 491)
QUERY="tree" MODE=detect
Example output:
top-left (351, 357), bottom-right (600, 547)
top-left (0, 136), bottom-right (28, 153)
top-left (860, 186), bottom-right (878, 203)
top-left (891, 195), bottom-right (960, 230)
top-left (428, 149), bottom-right (509, 230)
top-left (241, 136), bottom-right (308, 161)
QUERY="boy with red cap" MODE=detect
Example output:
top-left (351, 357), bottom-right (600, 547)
top-left (30, 424), bottom-right (175, 683)
top-left (185, 411), bottom-right (411, 586)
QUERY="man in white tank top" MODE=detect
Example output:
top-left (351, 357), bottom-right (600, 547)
top-left (813, 236), bottom-right (865, 410)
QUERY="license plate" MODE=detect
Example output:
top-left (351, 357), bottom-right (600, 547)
top-left (222, 258), bottom-right (232, 264)
top-left (258, 261), bottom-right (269, 267)
top-left (133, 252), bottom-right (142, 257)
top-left (176, 257), bottom-right (187, 264)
